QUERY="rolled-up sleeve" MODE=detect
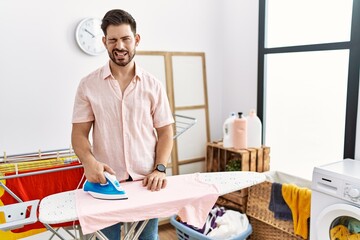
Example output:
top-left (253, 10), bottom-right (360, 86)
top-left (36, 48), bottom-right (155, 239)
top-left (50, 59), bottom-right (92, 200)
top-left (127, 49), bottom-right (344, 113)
top-left (152, 83), bottom-right (174, 129)
top-left (72, 81), bottom-right (95, 123)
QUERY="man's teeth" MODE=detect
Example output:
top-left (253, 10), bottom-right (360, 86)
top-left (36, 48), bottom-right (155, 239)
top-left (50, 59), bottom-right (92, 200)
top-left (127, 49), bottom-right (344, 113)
top-left (115, 52), bottom-right (127, 57)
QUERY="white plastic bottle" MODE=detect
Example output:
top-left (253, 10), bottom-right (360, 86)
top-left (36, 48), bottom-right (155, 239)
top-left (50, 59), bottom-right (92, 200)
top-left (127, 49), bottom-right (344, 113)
top-left (233, 112), bottom-right (247, 150)
top-left (246, 109), bottom-right (262, 148)
top-left (223, 112), bottom-right (236, 148)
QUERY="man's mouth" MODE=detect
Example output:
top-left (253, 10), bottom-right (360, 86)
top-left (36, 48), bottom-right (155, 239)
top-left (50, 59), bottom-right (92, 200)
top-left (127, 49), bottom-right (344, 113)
top-left (114, 51), bottom-right (128, 57)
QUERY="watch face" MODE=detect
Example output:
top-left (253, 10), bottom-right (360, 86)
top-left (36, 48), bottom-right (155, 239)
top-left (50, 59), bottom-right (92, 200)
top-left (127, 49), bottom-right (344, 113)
top-left (75, 18), bottom-right (106, 56)
top-left (156, 164), bottom-right (166, 173)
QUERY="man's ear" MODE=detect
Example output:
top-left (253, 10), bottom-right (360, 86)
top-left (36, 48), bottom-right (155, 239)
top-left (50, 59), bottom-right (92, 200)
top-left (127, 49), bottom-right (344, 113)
top-left (135, 34), bottom-right (141, 47)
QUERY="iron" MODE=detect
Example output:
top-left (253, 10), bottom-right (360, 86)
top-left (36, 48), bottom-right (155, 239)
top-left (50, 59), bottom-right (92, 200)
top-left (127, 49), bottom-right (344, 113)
top-left (83, 171), bottom-right (128, 200)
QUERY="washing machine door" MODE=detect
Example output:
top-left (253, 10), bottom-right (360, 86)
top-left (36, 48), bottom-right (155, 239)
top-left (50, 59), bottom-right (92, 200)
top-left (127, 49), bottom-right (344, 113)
top-left (315, 203), bottom-right (360, 239)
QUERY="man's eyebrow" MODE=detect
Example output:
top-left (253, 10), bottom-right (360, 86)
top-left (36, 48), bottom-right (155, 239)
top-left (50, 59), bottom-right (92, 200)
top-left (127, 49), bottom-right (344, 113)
top-left (107, 35), bottom-right (132, 40)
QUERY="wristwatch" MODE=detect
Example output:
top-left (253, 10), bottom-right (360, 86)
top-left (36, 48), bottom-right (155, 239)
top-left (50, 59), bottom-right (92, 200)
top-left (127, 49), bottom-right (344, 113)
top-left (154, 164), bottom-right (166, 173)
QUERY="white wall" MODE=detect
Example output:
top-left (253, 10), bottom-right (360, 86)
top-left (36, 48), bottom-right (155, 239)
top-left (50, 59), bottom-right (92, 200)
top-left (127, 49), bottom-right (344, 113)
top-left (221, 0), bottom-right (259, 122)
top-left (8, 1), bottom-right (360, 176)
top-left (0, 0), bottom-right (258, 155)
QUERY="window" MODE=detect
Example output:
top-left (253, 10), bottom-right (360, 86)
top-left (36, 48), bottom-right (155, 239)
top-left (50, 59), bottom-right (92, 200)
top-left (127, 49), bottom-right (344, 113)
top-left (266, 0), bottom-right (353, 47)
top-left (258, 0), bottom-right (360, 179)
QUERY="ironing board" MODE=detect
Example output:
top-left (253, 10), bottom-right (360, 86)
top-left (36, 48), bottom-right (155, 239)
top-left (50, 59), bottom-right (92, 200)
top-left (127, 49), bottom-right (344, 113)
top-left (39, 171), bottom-right (265, 240)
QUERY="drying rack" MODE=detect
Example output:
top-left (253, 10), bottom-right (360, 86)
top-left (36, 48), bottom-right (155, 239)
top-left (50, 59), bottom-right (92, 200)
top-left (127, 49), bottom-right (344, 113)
top-left (0, 114), bottom-right (196, 239)
top-left (0, 148), bottom-right (83, 239)
top-left (173, 114), bottom-right (197, 139)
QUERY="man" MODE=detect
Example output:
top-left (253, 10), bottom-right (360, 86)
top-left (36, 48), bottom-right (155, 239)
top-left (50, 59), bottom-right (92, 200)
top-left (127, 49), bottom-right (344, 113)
top-left (71, 9), bottom-right (174, 240)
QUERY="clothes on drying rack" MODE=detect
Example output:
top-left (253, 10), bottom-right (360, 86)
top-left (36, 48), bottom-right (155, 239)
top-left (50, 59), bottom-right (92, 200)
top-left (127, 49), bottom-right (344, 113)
top-left (0, 155), bottom-right (79, 174)
top-left (0, 163), bottom-right (84, 233)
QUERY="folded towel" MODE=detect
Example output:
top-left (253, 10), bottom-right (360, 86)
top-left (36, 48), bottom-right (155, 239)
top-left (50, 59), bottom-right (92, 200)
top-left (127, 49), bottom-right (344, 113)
top-left (282, 183), bottom-right (312, 239)
top-left (268, 182), bottom-right (292, 221)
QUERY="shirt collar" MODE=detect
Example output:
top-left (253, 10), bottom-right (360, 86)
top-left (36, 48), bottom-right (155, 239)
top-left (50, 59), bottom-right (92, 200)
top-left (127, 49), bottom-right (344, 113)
top-left (101, 61), bottom-right (142, 82)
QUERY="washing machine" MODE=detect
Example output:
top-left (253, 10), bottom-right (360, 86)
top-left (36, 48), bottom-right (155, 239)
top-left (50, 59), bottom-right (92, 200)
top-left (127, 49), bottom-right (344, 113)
top-left (310, 159), bottom-right (360, 240)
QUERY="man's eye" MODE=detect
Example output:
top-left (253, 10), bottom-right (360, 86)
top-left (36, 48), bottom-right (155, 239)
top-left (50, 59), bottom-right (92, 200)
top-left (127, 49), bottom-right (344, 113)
top-left (108, 39), bottom-right (116, 44)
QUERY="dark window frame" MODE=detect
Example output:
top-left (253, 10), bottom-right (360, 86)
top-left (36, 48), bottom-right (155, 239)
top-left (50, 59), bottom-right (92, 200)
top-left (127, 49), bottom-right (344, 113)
top-left (257, 0), bottom-right (360, 158)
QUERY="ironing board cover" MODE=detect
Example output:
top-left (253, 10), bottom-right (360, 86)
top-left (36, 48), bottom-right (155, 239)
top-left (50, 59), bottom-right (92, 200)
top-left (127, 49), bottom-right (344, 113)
top-left (38, 171), bottom-right (266, 235)
top-left (75, 173), bottom-right (219, 234)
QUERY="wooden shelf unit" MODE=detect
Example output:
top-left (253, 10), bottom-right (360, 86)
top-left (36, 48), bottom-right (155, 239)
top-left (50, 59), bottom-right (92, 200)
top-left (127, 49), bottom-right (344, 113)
top-left (206, 142), bottom-right (270, 172)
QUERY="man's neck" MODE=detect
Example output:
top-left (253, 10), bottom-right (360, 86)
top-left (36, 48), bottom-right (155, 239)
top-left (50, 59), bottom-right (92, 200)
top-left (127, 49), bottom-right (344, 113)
top-left (109, 60), bottom-right (135, 80)
top-left (109, 60), bottom-right (136, 94)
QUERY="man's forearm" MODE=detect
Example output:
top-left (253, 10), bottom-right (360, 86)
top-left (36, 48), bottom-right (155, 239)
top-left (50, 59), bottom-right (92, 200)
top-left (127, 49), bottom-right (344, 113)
top-left (155, 124), bottom-right (174, 167)
top-left (72, 135), bottom-right (95, 165)
top-left (71, 122), bottom-right (96, 165)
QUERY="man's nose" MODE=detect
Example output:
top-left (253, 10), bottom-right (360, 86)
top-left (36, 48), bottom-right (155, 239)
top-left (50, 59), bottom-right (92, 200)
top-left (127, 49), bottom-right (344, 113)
top-left (116, 40), bottom-right (125, 49)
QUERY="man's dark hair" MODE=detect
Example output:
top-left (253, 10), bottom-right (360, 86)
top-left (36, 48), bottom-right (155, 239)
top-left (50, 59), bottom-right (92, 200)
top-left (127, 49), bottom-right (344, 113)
top-left (101, 9), bottom-right (137, 36)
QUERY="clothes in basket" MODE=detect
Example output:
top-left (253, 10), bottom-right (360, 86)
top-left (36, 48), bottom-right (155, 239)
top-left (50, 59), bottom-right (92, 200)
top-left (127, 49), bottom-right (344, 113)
top-left (170, 206), bottom-right (252, 240)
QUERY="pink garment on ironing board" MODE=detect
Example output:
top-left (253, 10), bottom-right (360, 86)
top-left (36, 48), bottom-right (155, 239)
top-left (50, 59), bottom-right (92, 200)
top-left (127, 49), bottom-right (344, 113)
top-left (75, 173), bottom-right (219, 234)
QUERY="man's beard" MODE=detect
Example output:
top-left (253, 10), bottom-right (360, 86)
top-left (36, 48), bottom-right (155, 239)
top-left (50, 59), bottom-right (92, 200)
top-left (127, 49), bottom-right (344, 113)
top-left (109, 48), bottom-right (136, 67)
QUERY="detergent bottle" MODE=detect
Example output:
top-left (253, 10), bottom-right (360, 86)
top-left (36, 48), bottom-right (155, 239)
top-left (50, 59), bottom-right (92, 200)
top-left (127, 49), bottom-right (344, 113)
top-left (246, 109), bottom-right (262, 148)
top-left (223, 112), bottom-right (236, 148)
top-left (233, 112), bottom-right (247, 150)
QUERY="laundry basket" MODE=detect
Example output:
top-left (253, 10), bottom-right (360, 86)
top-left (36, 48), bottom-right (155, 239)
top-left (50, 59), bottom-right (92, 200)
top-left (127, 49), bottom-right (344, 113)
top-left (246, 171), bottom-right (311, 240)
top-left (170, 215), bottom-right (252, 240)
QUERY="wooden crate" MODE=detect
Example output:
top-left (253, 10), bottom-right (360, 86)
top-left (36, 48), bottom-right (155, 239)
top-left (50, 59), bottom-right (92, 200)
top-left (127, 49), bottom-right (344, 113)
top-left (206, 142), bottom-right (270, 172)
top-left (216, 189), bottom-right (248, 213)
top-left (206, 142), bottom-right (270, 213)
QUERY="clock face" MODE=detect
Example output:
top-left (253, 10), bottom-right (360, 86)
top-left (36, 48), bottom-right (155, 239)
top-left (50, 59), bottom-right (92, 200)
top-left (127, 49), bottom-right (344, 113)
top-left (75, 18), bottom-right (106, 56)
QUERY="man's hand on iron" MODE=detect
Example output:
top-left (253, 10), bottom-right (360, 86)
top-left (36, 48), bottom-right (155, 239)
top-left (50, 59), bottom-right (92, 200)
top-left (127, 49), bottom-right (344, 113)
top-left (83, 159), bottom-right (115, 184)
top-left (143, 171), bottom-right (167, 191)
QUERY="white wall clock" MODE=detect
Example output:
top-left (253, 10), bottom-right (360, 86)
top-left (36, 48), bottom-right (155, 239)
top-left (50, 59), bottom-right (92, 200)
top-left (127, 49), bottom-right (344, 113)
top-left (75, 17), bottom-right (106, 56)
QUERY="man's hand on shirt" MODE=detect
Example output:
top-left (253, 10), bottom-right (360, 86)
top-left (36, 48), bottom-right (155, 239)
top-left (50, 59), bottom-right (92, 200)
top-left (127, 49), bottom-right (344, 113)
top-left (143, 171), bottom-right (167, 191)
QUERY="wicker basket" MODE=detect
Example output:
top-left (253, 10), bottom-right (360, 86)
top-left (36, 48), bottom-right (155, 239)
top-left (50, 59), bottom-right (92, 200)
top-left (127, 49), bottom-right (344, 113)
top-left (246, 181), bottom-right (303, 240)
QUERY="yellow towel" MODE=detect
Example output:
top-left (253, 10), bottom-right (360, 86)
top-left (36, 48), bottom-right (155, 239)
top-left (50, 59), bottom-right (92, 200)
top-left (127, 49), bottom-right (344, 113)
top-left (282, 183), bottom-right (312, 239)
top-left (329, 225), bottom-right (360, 240)
top-left (349, 233), bottom-right (360, 240)
top-left (330, 225), bottom-right (350, 240)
